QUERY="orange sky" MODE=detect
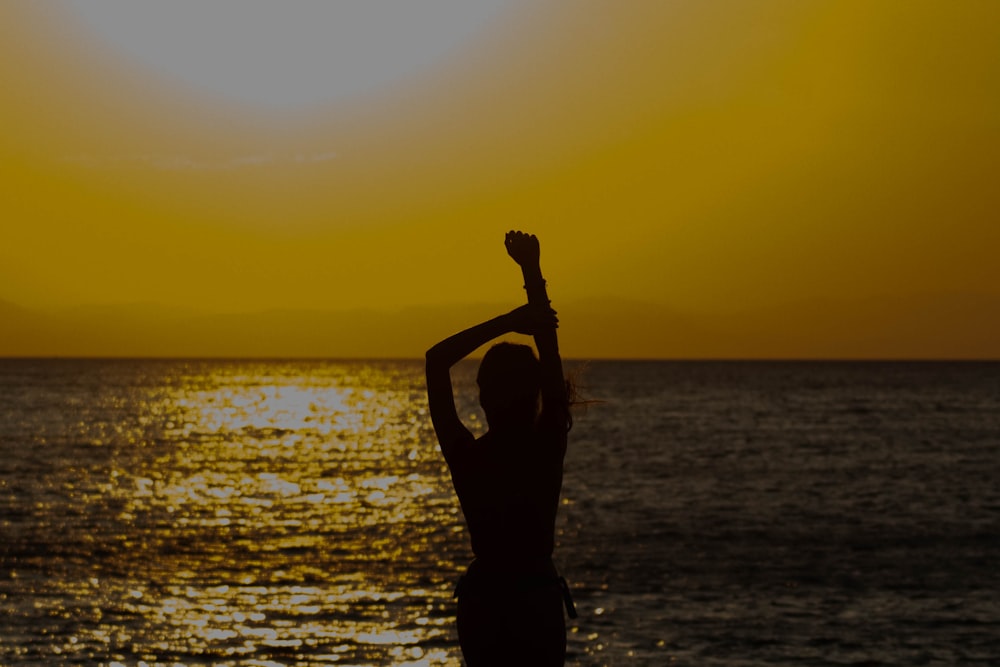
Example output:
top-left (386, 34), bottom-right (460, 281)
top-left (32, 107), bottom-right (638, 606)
top-left (2, 1), bottom-right (999, 357)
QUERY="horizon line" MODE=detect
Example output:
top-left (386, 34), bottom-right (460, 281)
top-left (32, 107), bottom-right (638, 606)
top-left (1, 355), bottom-right (997, 363)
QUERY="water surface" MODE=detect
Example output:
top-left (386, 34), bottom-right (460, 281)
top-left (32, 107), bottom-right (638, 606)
top-left (1, 360), bottom-right (997, 665)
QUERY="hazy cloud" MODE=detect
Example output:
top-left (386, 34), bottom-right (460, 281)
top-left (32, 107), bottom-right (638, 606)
top-left (61, 152), bottom-right (339, 171)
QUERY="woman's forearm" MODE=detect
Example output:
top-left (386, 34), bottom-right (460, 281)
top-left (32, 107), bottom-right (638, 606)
top-left (521, 264), bottom-right (558, 354)
top-left (521, 263), bottom-right (567, 405)
top-left (426, 313), bottom-right (514, 368)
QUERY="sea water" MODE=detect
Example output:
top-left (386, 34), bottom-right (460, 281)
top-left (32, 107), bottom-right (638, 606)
top-left (0, 360), bottom-right (997, 666)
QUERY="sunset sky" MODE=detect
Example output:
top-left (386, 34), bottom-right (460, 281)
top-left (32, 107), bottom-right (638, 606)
top-left (2, 1), bottom-right (999, 358)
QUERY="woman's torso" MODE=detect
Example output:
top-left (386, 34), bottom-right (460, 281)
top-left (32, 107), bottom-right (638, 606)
top-left (448, 428), bottom-right (566, 574)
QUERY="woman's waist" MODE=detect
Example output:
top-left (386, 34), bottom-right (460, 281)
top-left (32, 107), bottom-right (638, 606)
top-left (455, 557), bottom-right (578, 619)
top-left (456, 557), bottom-right (560, 599)
top-left (468, 528), bottom-right (555, 567)
top-left (467, 555), bottom-right (558, 580)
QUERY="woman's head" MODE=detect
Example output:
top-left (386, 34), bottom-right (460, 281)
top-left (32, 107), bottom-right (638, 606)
top-left (477, 342), bottom-right (541, 431)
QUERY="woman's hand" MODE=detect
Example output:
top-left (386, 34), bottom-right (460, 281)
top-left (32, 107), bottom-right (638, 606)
top-left (506, 303), bottom-right (558, 336)
top-left (505, 230), bottom-right (540, 268)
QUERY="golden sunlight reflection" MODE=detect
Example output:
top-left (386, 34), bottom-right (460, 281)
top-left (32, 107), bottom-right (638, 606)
top-left (100, 361), bottom-right (475, 665)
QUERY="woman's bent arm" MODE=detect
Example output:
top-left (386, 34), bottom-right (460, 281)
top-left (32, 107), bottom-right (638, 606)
top-left (426, 312), bottom-right (517, 459)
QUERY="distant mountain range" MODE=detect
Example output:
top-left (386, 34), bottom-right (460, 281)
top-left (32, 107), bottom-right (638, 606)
top-left (2, 293), bottom-right (999, 358)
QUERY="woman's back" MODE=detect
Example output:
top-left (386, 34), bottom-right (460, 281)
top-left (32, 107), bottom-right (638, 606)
top-left (448, 428), bottom-right (565, 572)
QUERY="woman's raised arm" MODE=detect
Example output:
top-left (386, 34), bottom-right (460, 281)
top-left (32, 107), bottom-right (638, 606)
top-left (505, 231), bottom-right (568, 428)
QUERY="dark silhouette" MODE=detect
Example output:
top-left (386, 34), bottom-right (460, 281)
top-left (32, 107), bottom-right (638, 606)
top-left (426, 231), bottom-right (576, 666)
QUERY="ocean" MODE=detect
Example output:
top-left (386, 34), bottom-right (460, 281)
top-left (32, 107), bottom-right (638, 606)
top-left (0, 359), bottom-right (997, 666)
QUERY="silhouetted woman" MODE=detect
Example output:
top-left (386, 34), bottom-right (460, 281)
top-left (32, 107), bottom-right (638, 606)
top-left (426, 231), bottom-right (575, 666)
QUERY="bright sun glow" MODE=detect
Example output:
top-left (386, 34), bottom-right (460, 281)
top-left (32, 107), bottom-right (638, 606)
top-left (64, 0), bottom-right (515, 111)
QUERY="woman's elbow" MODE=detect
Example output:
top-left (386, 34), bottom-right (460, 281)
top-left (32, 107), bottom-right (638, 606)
top-left (425, 345), bottom-right (447, 371)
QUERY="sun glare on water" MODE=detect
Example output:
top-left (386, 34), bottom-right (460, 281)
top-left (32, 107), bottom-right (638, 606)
top-left (77, 361), bottom-right (474, 665)
top-left (63, 0), bottom-right (516, 112)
